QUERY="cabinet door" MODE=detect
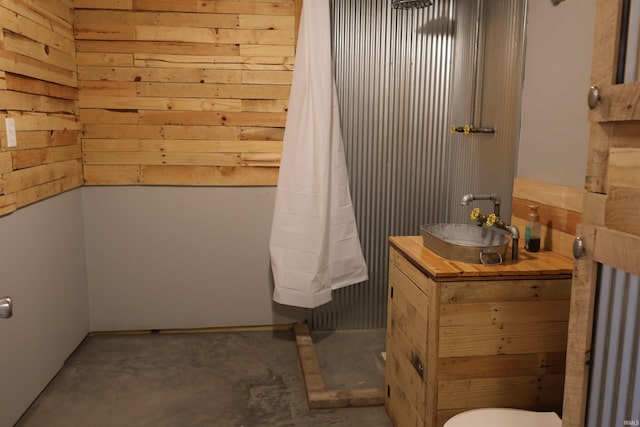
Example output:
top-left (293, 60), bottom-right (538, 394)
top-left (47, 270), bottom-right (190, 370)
top-left (385, 257), bottom-right (430, 427)
top-left (563, 0), bottom-right (640, 425)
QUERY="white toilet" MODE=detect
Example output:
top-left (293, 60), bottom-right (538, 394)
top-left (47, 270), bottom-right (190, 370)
top-left (443, 408), bottom-right (562, 427)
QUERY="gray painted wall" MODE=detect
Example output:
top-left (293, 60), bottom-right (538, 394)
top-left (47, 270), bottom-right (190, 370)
top-left (517, 0), bottom-right (597, 188)
top-left (0, 189), bottom-right (89, 427)
top-left (82, 186), bottom-right (306, 331)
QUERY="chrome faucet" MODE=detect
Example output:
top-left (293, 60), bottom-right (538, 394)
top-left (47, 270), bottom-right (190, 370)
top-left (490, 218), bottom-right (520, 261)
top-left (462, 193), bottom-right (519, 260)
top-left (461, 193), bottom-right (501, 216)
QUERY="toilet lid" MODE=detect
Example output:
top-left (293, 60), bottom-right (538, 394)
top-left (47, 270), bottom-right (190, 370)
top-left (444, 408), bottom-right (562, 427)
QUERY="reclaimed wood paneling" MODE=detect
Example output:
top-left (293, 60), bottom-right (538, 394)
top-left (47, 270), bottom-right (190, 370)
top-left (75, 0), bottom-right (299, 186)
top-left (0, 0), bottom-right (81, 216)
top-left (511, 177), bottom-right (584, 258)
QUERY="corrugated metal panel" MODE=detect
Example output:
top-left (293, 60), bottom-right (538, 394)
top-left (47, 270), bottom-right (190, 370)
top-left (447, 0), bottom-right (527, 223)
top-left (587, 265), bottom-right (640, 427)
top-left (312, 0), bottom-right (526, 330)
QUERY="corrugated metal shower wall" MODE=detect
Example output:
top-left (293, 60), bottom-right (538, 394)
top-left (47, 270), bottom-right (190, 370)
top-left (447, 0), bottom-right (527, 223)
top-left (587, 265), bottom-right (640, 426)
top-left (311, 0), bottom-right (526, 330)
top-left (311, 0), bottom-right (453, 330)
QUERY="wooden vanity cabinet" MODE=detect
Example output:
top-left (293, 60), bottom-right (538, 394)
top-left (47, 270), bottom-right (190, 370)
top-left (385, 237), bottom-right (572, 427)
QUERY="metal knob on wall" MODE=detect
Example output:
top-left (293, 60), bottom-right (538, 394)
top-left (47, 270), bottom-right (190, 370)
top-left (588, 85), bottom-right (601, 109)
top-left (573, 236), bottom-right (585, 259)
top-left (0, 296), bottom-right (13, 318)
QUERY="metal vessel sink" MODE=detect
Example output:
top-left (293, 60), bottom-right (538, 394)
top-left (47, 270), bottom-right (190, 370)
top-left (420, 223), bottom-right (510, 265)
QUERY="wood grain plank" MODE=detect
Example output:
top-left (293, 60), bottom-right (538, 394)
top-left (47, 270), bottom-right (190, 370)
top-left (83, 151), bottom-right (241, 166)
top-left (512, 177), bottom-right (584, 213)
top-left (437, 374), bottom-right (565, 410)
top-left (140, 165), bottom-right (279, 185)
top-left (593, 226), bottom-right (640, 277)
top-left (82, 139), bottom-right (139, 152)
top-left (608, 147), bottom-right (640, 189)
top-left (136, 82), bottom-right (290, 99)
top-left (6, 111), bottom-right (79, 131)
top-left (161, 139), bottom-right (282, 153)
top-left (135, 26), bottom-right (293, 45)
top-left (79, 95), bottom-right (242, 112)
top-left (438, 322), bottom-right (569, 358)
top-left (0, 193), bottom-right (17, 217)
top-left (562, 224), bottom-right (597, 427)
top-left (605, 185), bottom-right (640, 237)
top-left (0, 129), bottom-right (79, 149)
top-left (3, 27), bottom-right (76, 72)
top-left (0, 152), bottom-right (12, 172)
top-left (132, 0), bottom-right (295, 15)
top-left (439, 300), bottom-right (570, 327)
top-left (78, 66), bottom-right (242, 84)
top-left (82, 124), bottom-right (241, 140)
top-left (240, 44), bottom-right (295, 57)
top-left (77, 40), bottom-right (240, 56)
top-left (3, 159), bottom-right (82, 193)
top-left (239, 152), bottom-right (280, 167)
top-left (0, 5), bottom-right (76, 55)
top-left (438, 352), bottom-right (566, 380)
top-left (609, 120), bottom-right (640, 148)
top-left (585, 122), bottom-right (610, 193)
top-left (137, 110), bottom-right (287, 127)
top-left (5, 73), bottom-right (78, 99)
top-left (83, 164), bottom-right (141, 184)
top-left (12, 145), bottom-right (81, 170)
top-left (73, 0), bottom-right (133, 9)
top-left (78, 81), bottom-right (137, 96)
top-left (512, 197), bottom-right (581, 236)
top-left (132, 54), bottom-right (294, 71)
top-left (75, 9), bottom-right (239, 29)
top-left (0, 48), bottom-right (77, 87)
top-left (239, 14), bottom-right (294, 30)
top-left (0, 90), bottom-right (76, 114)
top-left (439, 279), bottom-right (572, 304)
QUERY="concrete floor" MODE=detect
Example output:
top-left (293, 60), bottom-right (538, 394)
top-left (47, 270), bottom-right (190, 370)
top-left (17, 328), bottom-right (392, 427)
top-left (312, 329), bottom-right (386, 391)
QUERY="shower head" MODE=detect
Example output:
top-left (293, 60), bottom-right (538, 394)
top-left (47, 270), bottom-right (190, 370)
top-left (391, 0), bottom-right (434, 10)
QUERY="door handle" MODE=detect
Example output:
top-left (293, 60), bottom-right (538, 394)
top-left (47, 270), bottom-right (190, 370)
top-left (0, 296), bottom-right (13, 318)
top-left (587, 85), bottom-right (600, 109)
top-left (573, 236), bottom-right (585, 259)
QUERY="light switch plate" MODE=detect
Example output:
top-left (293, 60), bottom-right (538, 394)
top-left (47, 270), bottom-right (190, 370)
top-left (5, 118), bottom-right (17, 148)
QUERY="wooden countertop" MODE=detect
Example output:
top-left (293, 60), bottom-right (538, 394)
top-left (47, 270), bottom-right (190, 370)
top-left (389, 235), bottom-right (574, 280)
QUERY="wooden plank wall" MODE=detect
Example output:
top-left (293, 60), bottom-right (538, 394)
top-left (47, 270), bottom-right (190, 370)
top-left (511, 177), bottom-right (584, 259)
top-left (0, 0), bottom-right (82, 216)
top-left (75, 0), bottom-right (298, 186)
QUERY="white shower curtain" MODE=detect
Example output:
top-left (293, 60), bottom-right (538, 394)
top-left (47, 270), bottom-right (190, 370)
top-left (269, 0), bottom-right (368, 309)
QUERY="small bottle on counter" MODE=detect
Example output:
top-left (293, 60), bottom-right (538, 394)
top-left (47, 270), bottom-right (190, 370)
top-left (525, 205), bottom-right (541, 252)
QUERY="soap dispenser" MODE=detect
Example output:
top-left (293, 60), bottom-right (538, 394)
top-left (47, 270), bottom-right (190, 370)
top-left (525, 205), bottom-right (541, 252)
